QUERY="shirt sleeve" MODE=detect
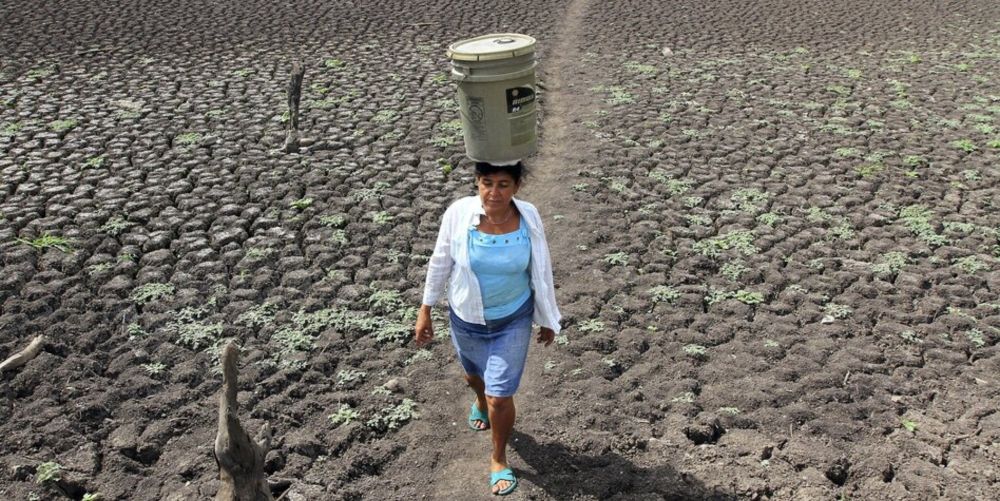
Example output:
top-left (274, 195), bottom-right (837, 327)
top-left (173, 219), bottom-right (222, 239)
top-left (527, 207), bottom-right (563, 334)
top-left (421, 204), bottom-right (455, 306)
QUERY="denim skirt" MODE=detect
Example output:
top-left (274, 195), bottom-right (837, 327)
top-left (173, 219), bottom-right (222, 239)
top-left (449, 296), bottom-right (534, 398)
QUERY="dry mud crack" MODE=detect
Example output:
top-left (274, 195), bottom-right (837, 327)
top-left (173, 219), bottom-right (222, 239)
top-left (2, 0), bottom-right (1000, 500)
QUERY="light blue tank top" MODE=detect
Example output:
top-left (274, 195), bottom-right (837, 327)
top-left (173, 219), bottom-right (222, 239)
top-left (469, 221), bottom-right (531, 321)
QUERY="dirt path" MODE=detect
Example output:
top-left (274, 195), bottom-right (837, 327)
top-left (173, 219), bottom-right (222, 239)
top-left (428, 1), bottom-right (593, 498)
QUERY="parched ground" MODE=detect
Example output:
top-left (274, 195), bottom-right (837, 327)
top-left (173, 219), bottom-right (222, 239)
top-left (2, 0), bottom-right (1000, 500)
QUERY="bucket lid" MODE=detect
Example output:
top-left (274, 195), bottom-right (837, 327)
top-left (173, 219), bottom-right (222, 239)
top-left (447, 33), bottom-right (536, 62)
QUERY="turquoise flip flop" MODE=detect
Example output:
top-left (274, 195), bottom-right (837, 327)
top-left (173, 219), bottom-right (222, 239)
top-left (468, 402), bottom-right (490, 431)
top-left (490, 468), bottom-right (518, 496)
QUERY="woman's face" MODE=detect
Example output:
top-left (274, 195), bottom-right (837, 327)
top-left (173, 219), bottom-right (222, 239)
top-left (477, 172), bottom-right (519, 210)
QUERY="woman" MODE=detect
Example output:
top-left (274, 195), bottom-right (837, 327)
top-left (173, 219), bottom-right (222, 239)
top-left (414, 161), bottom-right (561, 496)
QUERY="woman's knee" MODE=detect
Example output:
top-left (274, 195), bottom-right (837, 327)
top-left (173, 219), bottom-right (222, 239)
top-left (486, 395), bottom-right (513, 410)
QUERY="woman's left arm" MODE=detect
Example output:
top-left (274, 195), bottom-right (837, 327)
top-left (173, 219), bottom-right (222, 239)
top-left (528, 206), bottom-right (562, 336)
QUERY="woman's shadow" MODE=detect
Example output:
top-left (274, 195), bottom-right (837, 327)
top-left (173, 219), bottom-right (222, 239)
top-left (511, 431), bottom-right (739, 500)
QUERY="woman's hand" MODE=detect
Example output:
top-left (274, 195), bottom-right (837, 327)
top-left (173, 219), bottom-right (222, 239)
top-left (536, 327), bottom-right (555, 347)
top-left (414, 305), bottom-right (434, 347)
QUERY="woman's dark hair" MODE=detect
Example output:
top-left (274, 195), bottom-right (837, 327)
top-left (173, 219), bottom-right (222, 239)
top-left (474, 161), bottom-right (527, 185)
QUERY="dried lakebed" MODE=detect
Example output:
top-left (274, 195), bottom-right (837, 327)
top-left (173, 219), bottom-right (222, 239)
top-left (2, 0), bottom-right (1000, 500)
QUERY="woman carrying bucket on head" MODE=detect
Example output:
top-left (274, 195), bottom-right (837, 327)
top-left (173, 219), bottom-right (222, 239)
top-left (413, 34), bottom-right (562, 496)
top-left (414, 160), bottom-right (561, 496)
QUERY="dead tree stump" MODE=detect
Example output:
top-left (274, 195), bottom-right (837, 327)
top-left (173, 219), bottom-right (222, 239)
top-left (282, 62), bottom-right (305, 153)
top-left (0, 335), bottom-right (45, 374)
top-left (214, 343), bottom-right (273, 501)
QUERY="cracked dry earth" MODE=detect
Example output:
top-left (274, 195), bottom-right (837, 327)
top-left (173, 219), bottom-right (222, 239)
top-left (2, 0), bottom-right (1000, 500)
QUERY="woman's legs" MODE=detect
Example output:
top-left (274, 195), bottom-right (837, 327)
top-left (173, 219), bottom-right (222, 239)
top-left (464, 374), bottom-right (489, 429)
top-left (464, 375), bottom-right (516, 493)
top-left (486, 395), bottom-right (515, 494)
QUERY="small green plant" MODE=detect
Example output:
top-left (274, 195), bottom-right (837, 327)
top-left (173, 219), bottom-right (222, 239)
top-left (578, 319), bottom-right (606, 333)
top-left (48, 119), bottom-right (78, 132)
top-left (319, 213), bottom-right (347, 228)
top-left (718, 407), bottom-right (741, 415)
top-left (372, 211), bottom-right (395, 225)
top-left (731, 188), bottom-right (769, 213)
top-left (372, 110), bottom-right (399, 123)
top-left (438, 158), bottom-right (453, 175)
top-left (734, 290), bottom-right (764, 305)
top-left (871, 251), bottom-right (909, 277)
top-left (899, 330), bottom-right (922, 344)
top-left (828, 221), bottom-right (856, 240)
top-left (854, 163), bottom-right (885, 178)
top-left (693, 230), bottom-right (758, 258)
top-left (720, 260), bottom-right (749, 281)
top-left (142, 362), bottom-right (166, 375)
top-left (83, 155), bottom-right (106, 169)
top-left (290, 197), bottom-right (314, 210)
top-left (337, 369), bottom-right (366, 386)
top-left (16, 233), bottom-right (73, 252)
top-left (834, 147), bottom-right (860, 158)
top-left (756, 212), bottom-right (780, 227)
top-left (683, 344), bottom-right (707, 358)
top-left (324, 58), bottom-right (346, 69)
top-left (82, 493), bottom-right (105, 501)
top-left (1, 121), bottom-right (22, 136)
top-left (366, 399), bottom-right (419, 431)
top-left (966, 329), bottom-right (986, 348)
top-left (899, 205), bottom-right (949, 247)
top-left (953, 256), bottom-right (988, 274)
top-left (131, 283), bottom-right (175, 305)
top-left (605, 86), bottom-right (635, 105)
top-left (367, 287), bottom-right (403, 312)
top-left (987, 138), bottom-right (1000, 148)
top-left (951, 139), bottom-right (976, 153)
top-left (329, 404), bottom-right (360, 427)
top-left (623, 61), bottom-right (658, 75)
top-left (901, 418), bottom-right (918, 432)
top-left (126, 323), bottom-right (147, 339)
top-left (602, 250), bottom-right (630, 266)
top-left (430, 73), bottom-right (448, 84)
top-left (175, 132), bottom-right (202, 147)
top-left (823, 303), bottom-right (853, 320)
top-left (35, 461), bottom-right (62, 484)
top-left (236, 303), bottom-right (278, 328)
top-left (101, 216), bottom-right (134, 236)
top-left (330, 229), bottom-right (348, 246)
top-left (429, 135), bottom-right (455, 147)
top-left (171, 307), bottom-right (224, 350)
top-left (671, 392), bottom-right (695, 403)
top-left (406, 349), bottom-right (433, 366)
top-left (648, 285), bottom-right (680, 304)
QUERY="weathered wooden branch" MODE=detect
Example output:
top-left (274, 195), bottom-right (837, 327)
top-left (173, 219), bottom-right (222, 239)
top-left (0, 335), bottom-right (45, 373)
top-left (282, 62), bottom-right (305, 153)
top-left (215, 343), bottom-right (273, 501)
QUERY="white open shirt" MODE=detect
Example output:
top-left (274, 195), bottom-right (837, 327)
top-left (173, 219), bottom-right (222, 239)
top-left (421, 195), bottom-right (562, 333)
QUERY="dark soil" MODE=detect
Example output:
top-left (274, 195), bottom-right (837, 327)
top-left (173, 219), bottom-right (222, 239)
top-left (2, 0), bottom-right (1000, 500)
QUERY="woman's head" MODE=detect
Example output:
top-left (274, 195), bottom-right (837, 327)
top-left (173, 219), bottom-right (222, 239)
top-left (475, 161), bottom-right (526, 209)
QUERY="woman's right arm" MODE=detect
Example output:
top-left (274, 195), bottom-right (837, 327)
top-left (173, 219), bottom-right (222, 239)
top-left (415, 207), bottom-right (454, 345)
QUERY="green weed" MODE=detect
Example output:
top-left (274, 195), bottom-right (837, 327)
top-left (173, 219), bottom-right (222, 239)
top-left (953, 256), bottom-right (988, 274)
top-left (648, 285), bottom-right (680, 304)
top-left (872, 251), bottom-right (909, 277)
top-left (366, 399), bottom-right (419, 431)
top-left (324, 58), bottom-right (346, 69)
top-left (48, 119), bottom-right (78, 132)
top-left (683, 344), bottom-right (707, 358)
top-left (131, 283), bottom-right (175, 305)
top-left (290, 197), bottom-right (313, 210)
top-left (578, 319), bottom-right (606, 333)
top-left (236, 303), bottom-right (278, 328)
top-left (16, 233), bottom-right (73, 252)
top-left (329, 404), bottom-right (359, 427)
top-left (174, 132), bottom-right (202, 147)
top-left (372, 211), bottom-right (394, 225)
top-left (899, 205), bottom-right (949, 247)
top-left (35, 462), bottom-right (62, 484)
top-left (720, 260), bottom-right (750, 281)
top-left (623, 61), bottom-right (658, 75)
top-left (951, 139), bottom-right (976, 153)
top-left (603, 251), bottom-right (629, 266)
top-left (693, 230), bottom-right (758, 258)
